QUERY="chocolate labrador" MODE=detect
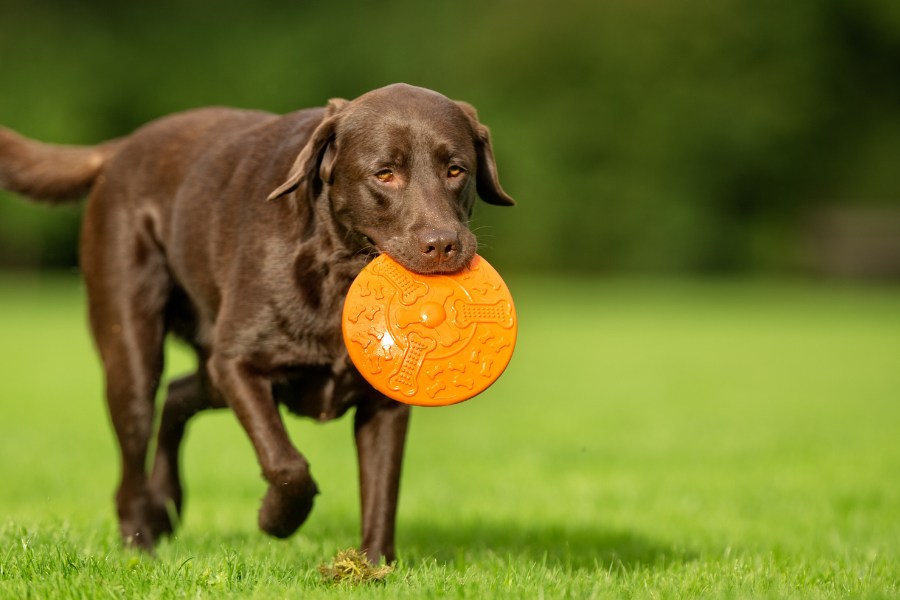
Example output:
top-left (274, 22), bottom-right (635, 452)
top-left (0, 83), bottom-right (514, 561)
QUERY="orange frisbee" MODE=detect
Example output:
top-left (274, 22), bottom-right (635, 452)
top-left (342, 254), bottom-right (517, 407)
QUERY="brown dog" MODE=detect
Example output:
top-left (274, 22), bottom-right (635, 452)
top-left (0, 83), bottom-right (514, 561)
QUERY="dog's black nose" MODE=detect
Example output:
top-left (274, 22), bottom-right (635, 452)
top-left (417, 228), bottom-right (460, 263)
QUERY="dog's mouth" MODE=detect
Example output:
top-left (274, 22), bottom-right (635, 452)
top-left (357, 230), bottom-right (474, 275)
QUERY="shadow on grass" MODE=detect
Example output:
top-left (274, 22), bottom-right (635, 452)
top-left (399, 519), bottom-right (695, 571)
top-left (150, 516), bottom-right (694, 573)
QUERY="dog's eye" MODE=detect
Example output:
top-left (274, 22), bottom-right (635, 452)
top-left (447, 165), bottom-right (465, 178)
top-left (375, 169), bottom-right (394, 183)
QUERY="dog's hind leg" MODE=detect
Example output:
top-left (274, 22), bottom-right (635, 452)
top-left (147, 370), bottom-right (224, 537)
top-left (81, 194), bottom-right (171, 550)
top-left (88, 291), bottom-right (167, 549)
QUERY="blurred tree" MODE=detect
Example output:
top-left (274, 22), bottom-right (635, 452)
top-left (1, 0), bottom-right (898, 273)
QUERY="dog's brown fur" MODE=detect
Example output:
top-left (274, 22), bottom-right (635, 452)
top-left (0, 83), bottom-right (514, 561)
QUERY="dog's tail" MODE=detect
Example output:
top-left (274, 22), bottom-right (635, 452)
top-left (0, 127), bottom-right (124, 203)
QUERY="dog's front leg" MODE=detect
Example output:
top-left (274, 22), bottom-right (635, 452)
top-left (354, 395), bottom-right (411, 563)
top-left (210, 356), bottom-right (319, 538)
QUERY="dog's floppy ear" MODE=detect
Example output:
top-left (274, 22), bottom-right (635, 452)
top-left (456, 101), bottom-right (516, 207)
top-left (268, 98), bottom-right (348, 201)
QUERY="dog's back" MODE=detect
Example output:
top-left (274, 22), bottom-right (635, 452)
top-left (0, 107), bottom-right (308, 207)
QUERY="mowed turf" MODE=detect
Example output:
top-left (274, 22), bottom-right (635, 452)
top-left (0, 273), bottom-right (898, 598)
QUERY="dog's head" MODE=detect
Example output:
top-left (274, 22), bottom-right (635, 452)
top-left (269, 83), bottom-right (515, 274)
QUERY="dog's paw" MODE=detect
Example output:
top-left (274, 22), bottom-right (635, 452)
top-left (145, 493), bottom-right (179, 539)
top-left (120, 521), bottom-right (157, 552)
top-left (258, 476), bottom-right (319, 538)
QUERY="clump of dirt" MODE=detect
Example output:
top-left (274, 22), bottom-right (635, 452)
top-left (317, 548), bottom-right (394, 585)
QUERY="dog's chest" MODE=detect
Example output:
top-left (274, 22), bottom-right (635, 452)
top-left (272, 359), bottom-right (365, 421)
top-left (250, 253), bottom-right (360, 366)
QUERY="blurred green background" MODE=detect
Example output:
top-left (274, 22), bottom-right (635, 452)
top-left (2, 4), bottom-right (899, 594)
top-left (1, 0), bottom-right (899, 276)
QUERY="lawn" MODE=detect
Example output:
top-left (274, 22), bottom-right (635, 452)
top-left (0, 273), bottom-right (898, 598)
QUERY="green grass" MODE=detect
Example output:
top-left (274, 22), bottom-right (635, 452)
top-left (0, 273), bottom-right (898, 598)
